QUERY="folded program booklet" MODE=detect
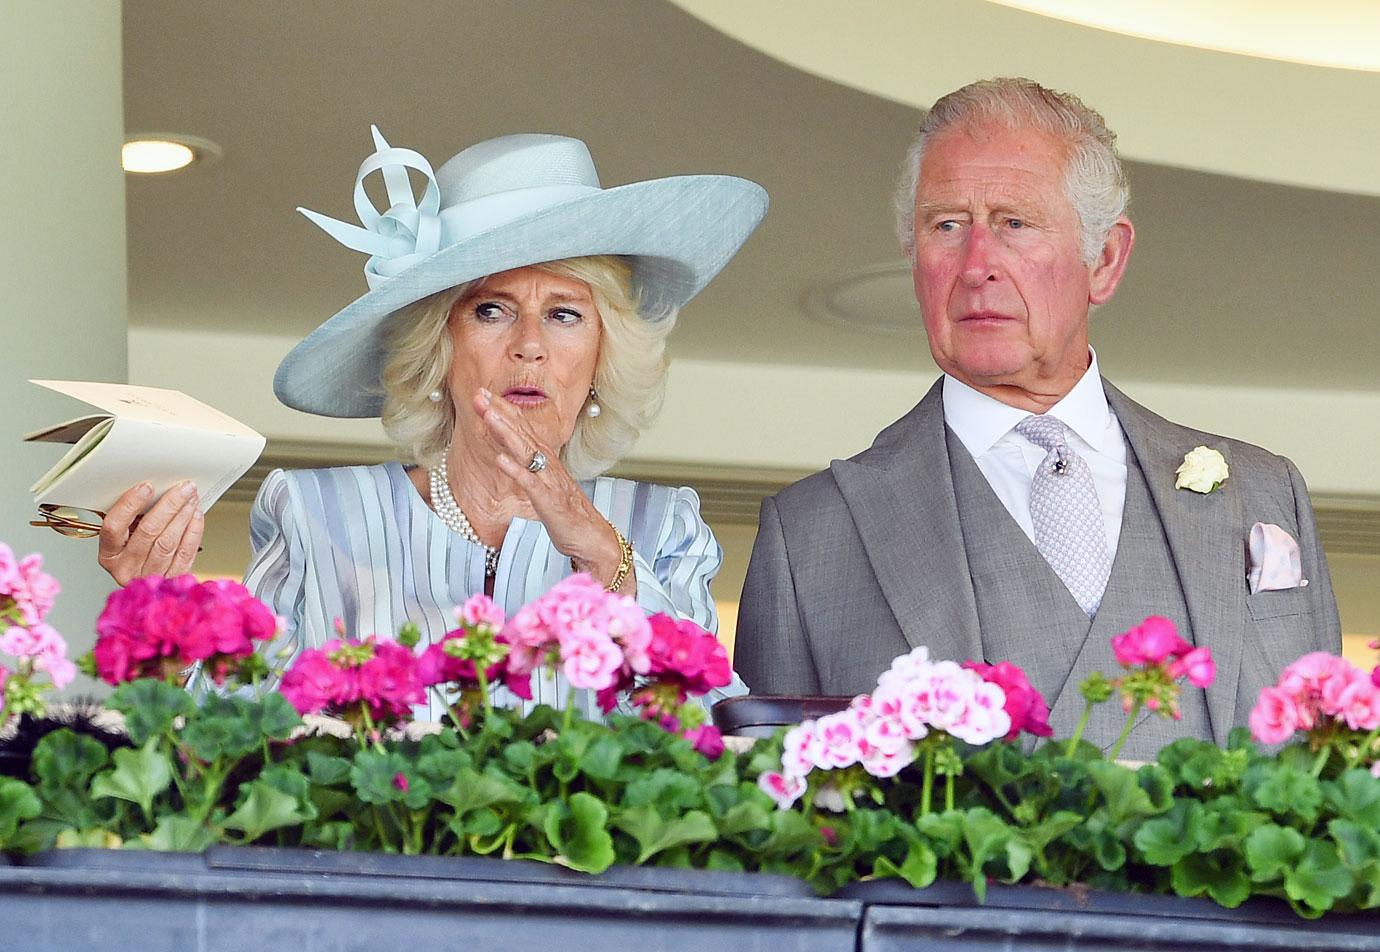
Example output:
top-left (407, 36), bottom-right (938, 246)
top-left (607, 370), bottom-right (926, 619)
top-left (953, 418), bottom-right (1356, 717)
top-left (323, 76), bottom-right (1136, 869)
top-left (25, 380), bottom-right (265, 515)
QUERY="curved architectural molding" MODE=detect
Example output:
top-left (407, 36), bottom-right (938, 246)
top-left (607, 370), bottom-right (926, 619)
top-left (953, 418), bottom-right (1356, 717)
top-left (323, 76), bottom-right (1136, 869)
top-left (669, 0), bottom-right (1380, 196)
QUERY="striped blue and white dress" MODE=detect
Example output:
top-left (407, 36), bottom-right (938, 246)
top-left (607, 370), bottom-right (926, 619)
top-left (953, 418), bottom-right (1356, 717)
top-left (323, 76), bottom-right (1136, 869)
top-left (242, 462), bottom-right (746, 720)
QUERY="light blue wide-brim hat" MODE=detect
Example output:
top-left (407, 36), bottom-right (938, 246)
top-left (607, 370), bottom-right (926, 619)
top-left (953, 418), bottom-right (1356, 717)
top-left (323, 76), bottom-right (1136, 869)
top-left (274, 127), bottom-right (769, 418)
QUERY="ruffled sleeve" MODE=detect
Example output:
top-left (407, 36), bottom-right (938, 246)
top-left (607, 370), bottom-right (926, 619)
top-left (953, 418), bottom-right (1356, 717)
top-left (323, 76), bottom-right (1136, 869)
top-left (242, 468), bottom-right (309, 670)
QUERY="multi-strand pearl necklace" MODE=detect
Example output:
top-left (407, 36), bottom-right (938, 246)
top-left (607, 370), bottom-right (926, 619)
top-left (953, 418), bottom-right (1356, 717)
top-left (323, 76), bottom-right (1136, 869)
top-left (427, 457), bottom-right (500, 576)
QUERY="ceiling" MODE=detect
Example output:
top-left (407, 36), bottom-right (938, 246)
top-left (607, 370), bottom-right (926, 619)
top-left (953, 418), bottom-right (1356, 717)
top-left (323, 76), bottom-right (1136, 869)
top-left (123, 0), bottom-right (1380, 391)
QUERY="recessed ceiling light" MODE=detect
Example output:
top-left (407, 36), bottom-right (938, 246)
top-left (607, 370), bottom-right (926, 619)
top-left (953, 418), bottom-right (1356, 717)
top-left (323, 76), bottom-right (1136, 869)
top-left (122, 134), bottom-right (222, 174)
top-left (801, 262), bottom-right (919, 336)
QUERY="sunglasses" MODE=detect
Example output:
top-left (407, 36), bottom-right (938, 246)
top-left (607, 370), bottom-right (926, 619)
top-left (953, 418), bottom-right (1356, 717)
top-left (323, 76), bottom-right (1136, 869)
top-left (30, 504), bottom-right (107, 539)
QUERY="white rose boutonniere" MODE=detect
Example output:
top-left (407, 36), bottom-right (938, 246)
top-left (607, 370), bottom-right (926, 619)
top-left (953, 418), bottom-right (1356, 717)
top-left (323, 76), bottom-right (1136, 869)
top-left (1175, 446), bottom-right (1229, 494)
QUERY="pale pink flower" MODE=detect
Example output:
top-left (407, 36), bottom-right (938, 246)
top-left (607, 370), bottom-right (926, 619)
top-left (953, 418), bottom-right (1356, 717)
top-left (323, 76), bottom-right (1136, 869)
top-left (1249, 686), bottom-right (1303, 744)
top-left (455, 594), bottom-right (505, 632)
top-left (862, 741), bottom-right (916, 778)
top-left (782, 722), bottom-right (824, 776)
top-left (1371, 761), bottom-right (1380, 780)
top-left (863, 710), bottom-right (913, 756)
top-left (758, 771), bottom-right (807, 810)
top-left (1336, 679), bottom-right (1380, 732)
top-left (815, 709), bottom-right (867, 769)
top-left (559, 628), bottom-right (623, 691)
top-left (605, 596), bottom-right (652, 674)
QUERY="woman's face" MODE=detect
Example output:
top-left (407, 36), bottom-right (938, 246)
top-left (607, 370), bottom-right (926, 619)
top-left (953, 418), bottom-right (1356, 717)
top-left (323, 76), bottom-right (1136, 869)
top-left (446, 265), bottom-right (602, 452)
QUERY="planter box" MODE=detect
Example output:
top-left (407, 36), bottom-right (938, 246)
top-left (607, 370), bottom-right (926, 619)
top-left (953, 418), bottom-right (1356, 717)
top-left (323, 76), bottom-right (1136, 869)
top-left (841, 878), bottom-right (1380, 952)
top-left (1, 847), bottom-right (861, 952)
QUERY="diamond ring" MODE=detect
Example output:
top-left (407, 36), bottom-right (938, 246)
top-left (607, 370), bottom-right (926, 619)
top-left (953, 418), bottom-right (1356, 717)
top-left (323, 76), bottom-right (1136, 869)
top-left (527, 451), bottom-right (548, 474)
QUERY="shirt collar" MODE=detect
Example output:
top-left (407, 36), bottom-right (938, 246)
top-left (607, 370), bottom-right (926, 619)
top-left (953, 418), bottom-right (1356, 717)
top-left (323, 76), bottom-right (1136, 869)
top-left (942, 349), bottom-right (1111, 457)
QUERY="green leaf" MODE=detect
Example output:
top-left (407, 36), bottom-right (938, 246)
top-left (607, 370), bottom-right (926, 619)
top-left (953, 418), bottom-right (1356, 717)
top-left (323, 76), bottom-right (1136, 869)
top-left (1134, 800), bottom-right (1202, 866)
top-left (241, 692), bottom-right (303, 741)
top-left (107, 679), bottom-right (194, 745)
top-left (717, 799), bottom-right (771, 838)
top-left (547, 792), bottom-right (615, 874)
top-left (1329, 818), bottom-right (1380, 872)
top-left (614, 805), bottom-right (718, 864)
top-left (90, 740), bottom-right (172, 818)
top-left (0, 777), bottom-right (41, 844)
top-left (55, 827), bottom-right (123, 849)
top-left (142, 815), bottom-right (215, 852)
top-left (579, 736), bottom-right (624, 782)
top-left (962, 808), bottom-right (1017, 900)
top-left (440, 767), bottom-right (529, 814)
top-left (31, 729), bottom-right (110, 795)
top-left (1245, 823), bottom-right (1305, 882)
top-left (872, 841), bottom-right (940, 889)
top-left (222, 780), bottom-right (314, 840)
top-left (759, 809), bottom-right (821, 856)
top-left (306, 750), bottom-right (352, 786)
top-left (621, 768), bottom-right (703, 813)
top-left (1324, 770), bottom-right (1380, 828)
top-left (1087, 761), bottom-right (1163, 827)
top-left (705, 849), bottom-right (745, 873)
top-left (1172, 852), bottom-right (1252, 908)
top-left (1284, 840), bottom-right (1354, 913)
top-left (1243, 763), bottom-right (1321, 824)
top-left (1023, 810), bottom-right (1083, 851)
top-left (349, 749), bottom-right (411, 805)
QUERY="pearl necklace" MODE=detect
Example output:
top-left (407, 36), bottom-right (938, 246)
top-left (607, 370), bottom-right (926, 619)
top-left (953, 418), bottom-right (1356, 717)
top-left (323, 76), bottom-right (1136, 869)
top-left (427, 458), bottom-right (500, 576)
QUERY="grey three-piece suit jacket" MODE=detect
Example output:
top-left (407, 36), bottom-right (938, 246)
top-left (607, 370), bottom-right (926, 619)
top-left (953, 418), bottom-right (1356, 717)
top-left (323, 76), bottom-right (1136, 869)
top-left (735, 378), bottom-right (1342, 758)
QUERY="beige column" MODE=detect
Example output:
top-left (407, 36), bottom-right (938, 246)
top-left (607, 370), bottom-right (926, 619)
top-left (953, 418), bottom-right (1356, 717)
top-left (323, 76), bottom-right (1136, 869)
top-left (2, 2), bottom-right (127, 661)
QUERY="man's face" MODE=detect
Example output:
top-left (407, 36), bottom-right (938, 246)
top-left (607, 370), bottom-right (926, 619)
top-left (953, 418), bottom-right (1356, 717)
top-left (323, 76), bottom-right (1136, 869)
top-left (911, 121), bottom-right (1128, 403)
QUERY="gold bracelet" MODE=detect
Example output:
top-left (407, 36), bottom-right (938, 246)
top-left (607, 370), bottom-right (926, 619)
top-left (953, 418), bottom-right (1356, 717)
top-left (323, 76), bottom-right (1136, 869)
top-left (572, 524), bottom-right (634, 593)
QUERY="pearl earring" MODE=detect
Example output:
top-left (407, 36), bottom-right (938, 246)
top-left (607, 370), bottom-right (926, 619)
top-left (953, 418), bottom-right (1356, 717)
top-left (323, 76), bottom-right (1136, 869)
top-left (428, 389), bottom-right (443, 403)
top-left (585, 387), bottom-right (601, 418)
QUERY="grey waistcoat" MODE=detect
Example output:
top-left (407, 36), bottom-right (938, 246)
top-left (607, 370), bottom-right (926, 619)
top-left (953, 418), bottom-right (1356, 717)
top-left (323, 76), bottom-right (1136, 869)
top-left (946, 425), bottom-right (1212, 759)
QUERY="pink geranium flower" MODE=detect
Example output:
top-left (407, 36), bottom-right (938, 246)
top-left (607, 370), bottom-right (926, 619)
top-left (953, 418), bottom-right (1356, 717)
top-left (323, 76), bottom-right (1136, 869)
top-left (279, 636), bottom-right (423, 725)
top-left (758, 771), bottom-right (807, 810)
top-left (93, 575), bottom-right (278, 685)
top-left (1111, 616), bottom-right (1192, 667)
top-left (963, 660), bottom-right (1052, 741)
top-left (1168, 646), bottom-right (1216, 689)
top-left (1248, 685), bottom-right (1303, 745)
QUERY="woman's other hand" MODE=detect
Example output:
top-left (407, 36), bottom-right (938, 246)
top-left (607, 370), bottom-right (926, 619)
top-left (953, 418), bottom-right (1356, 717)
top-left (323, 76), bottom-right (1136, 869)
top-left (476, 388), bottom-right (633, 595)
top-left (98, 481), bottom-right (204, 586)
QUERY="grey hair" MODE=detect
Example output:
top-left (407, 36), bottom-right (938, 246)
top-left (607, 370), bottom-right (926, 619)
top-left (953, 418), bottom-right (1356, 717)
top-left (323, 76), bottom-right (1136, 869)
top-left (894, 77), bottom-right (1128, 265)
top-left (379, 255), bottom-right (672, 480)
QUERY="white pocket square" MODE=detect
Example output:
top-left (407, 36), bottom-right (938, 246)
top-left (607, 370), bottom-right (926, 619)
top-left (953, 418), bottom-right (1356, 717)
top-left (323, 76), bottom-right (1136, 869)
top-left (1247, 522), bottom-right (1306, 593)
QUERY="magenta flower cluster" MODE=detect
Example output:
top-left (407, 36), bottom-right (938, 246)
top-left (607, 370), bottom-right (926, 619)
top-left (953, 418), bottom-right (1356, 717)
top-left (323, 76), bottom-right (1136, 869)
top-left (93, 575), bottom-right (279, 685)
top-left (1111, 616), bottom-right (1215, 687)
top-left (0, 543), bottom-right (74, 695)
top-left (278, 577), bottom-right (733, 756)
top-left (1249, 652), bottom-right (1380, 766)
top-left (759, 647), bottom-right (1049, 809)
top-left (279, 636), bottom-right (426, 725)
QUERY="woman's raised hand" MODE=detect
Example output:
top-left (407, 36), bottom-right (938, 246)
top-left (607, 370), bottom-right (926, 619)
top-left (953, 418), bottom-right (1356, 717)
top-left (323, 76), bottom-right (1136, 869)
top-left (98, 481), bottom-right (204, 586)
top-left (474, 389), bottom-right (632, 594)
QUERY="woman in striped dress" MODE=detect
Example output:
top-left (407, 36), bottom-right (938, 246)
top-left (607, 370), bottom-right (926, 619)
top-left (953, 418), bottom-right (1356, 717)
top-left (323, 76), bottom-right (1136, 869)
top-left (97, 127), bottom-right (768, 717)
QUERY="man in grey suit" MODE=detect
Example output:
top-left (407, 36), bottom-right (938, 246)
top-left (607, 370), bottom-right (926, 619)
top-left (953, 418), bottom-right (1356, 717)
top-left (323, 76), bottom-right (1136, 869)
top-left (735, 78), bottom-right (1341, 758)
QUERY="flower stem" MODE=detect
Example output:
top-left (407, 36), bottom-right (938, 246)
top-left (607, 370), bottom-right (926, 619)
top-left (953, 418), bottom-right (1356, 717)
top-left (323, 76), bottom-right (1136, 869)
top-left (920, 745), bottom-right (935, 816)
top-left (1065, 701), bottom-right (1093, 756)
top-left (562, 686), bottom-right (577, 736)
top-left (945, 772), bottom-right (955, 812)
top-left (475, 666), bottom-right (494, 721)
top-left (1106, 700), bottom-right (1142, 763)
top-left (359, 703), bottom-right (385, 753)
top-left (1310, 744), bottom-right (1332, 778)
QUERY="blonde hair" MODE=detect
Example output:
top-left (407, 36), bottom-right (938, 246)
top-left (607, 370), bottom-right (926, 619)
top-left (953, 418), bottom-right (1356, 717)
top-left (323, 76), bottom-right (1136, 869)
top-left (895, 77), bottom-right (1128, 265)
top-left (380, 255), bottom-right (673, 480)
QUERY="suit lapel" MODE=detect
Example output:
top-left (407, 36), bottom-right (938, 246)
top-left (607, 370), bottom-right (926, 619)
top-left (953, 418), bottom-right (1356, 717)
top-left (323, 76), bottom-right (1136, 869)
top-left (830, 381), bottom-right (984, 666)
top-left (1105, 382), bottom-right (1244, 744)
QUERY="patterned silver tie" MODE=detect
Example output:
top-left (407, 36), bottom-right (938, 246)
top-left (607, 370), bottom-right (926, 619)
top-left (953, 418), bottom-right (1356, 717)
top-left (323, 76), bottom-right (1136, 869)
top-left (1014, 415), bottom-right (1113, 616)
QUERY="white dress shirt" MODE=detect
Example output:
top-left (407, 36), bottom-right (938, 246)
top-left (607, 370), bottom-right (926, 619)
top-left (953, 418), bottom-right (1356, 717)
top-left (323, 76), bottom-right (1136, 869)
top-left (942, 350), bottom-right (1128, 559)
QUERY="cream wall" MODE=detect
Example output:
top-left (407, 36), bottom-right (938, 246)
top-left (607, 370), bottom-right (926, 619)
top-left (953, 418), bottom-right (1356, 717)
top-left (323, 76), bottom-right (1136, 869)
top-left (4, 3), bottom-right (127, 654)
top-left (130, 327), bottom-right (1380, 497)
